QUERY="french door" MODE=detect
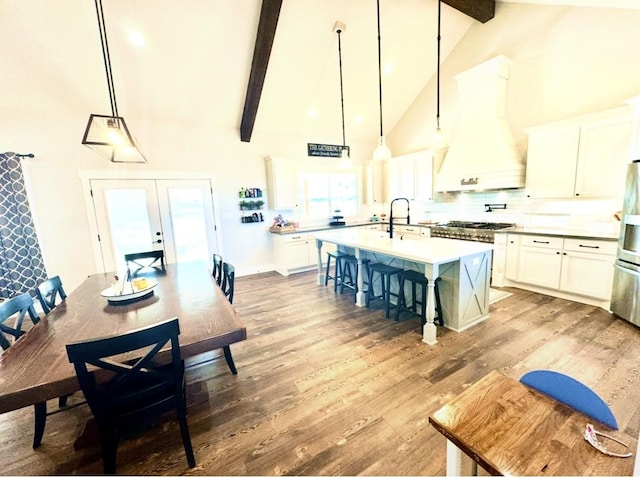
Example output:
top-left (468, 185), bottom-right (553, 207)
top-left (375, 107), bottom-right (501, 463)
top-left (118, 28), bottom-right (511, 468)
top-left (90, 179), bottom-right (219, 272)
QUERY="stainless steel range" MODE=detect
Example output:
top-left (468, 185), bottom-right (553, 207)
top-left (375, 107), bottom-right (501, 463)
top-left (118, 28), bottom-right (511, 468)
top-left (430, 221), bottom-right (514, 243)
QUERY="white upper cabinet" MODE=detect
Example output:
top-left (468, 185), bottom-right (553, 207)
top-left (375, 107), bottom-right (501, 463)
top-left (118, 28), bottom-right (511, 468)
top-left (383, 150), bottom-right (434, 202)
top-left (525, 106), bottom-right (633, 199)
top-left (265, 156), bottom-right (297, 210)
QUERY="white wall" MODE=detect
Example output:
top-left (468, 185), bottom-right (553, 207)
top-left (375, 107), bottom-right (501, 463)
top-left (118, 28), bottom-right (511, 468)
top-left (8, 3), bottom-right (640, 292)
top-left (387, 3), bottom-right (640, 227)
top-left (6, 108), bottom-right (375, 292)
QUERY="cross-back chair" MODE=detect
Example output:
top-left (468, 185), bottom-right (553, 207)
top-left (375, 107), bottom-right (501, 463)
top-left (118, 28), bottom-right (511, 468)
top-left (212, 253), bottom-right (223, 286)
top-left (35, 275), bottom-right (67, 315)
top-left (0, 292), bottom-right (40, 349)
top-left (66, 318), bottom-right (195, 474)
top-left (124, 250), bottom-right (166, 275)
top-left (220, 262), bottom-right (237, 374)
top-left (0, 292), bottom-right (82, 448)
top-left (221, 262), bottom-right (235, 304)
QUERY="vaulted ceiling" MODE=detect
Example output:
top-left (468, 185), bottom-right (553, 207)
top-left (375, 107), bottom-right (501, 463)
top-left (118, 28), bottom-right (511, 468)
top-left (2, 0), bottom-right (637, 150)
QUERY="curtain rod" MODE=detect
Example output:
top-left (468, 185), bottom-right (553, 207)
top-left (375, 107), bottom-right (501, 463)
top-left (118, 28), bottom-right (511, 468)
top-left (3, 152), bottom-right (35, 158)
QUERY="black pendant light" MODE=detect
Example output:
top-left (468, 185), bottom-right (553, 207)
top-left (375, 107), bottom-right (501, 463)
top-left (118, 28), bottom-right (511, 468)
top-left (334, 21), bottom-right (351, 165)
top-left (82, 0), bottom-right (147, 163)
top-left (433, 0), bottom-right (447, 151)
top-left (372, 0), bottom-right (392, 161)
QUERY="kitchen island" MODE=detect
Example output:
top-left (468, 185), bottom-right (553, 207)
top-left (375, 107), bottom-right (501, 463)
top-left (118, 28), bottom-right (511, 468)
top-left (314, 228), bottom-right (493, 345)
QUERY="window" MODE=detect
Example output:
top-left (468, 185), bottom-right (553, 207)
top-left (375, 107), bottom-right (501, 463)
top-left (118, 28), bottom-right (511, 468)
top-left (299, 172), bottom-right (358, 219)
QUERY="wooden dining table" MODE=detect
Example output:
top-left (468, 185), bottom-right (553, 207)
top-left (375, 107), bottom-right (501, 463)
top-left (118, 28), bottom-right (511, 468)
top-left (0, 261), bottom-right (247, 415)
top-left (429, 370), bottom-right (637, 476)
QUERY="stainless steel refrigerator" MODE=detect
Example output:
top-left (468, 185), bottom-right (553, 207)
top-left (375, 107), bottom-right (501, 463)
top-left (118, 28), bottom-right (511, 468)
top-left (611, 160), bottom-right (640, 325)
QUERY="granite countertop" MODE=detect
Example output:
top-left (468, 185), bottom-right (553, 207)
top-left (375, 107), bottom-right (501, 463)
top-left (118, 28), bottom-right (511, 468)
top-left (498, 226), bottom-right (620, 241)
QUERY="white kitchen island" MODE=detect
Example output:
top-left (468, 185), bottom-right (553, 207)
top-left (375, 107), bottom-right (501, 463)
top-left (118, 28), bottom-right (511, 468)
top-left (314, 228), bottom-right (493, 345)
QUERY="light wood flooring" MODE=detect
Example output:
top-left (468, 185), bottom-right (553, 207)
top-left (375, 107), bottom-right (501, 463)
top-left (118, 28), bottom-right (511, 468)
top-left (3, 270), bottom-right (640, 475)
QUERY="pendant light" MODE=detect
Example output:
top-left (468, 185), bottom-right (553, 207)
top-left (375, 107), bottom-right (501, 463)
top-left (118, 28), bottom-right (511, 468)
top-left (433, 0), bottom-right (447, 152)
top-left (82, 0), bottom-right (147, 163)
top-left (373, 0), bottom-right (392, 161)
top-left (334, 21), bottom-right (352, 167)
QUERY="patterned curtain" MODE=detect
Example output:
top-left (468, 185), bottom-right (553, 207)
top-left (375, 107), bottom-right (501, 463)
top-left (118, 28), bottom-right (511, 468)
top-left (0, 152), bottom-right (48, 298)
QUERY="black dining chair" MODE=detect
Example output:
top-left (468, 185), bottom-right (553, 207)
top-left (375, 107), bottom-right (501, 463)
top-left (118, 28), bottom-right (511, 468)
top-left (35, 275), bottom-right (67, 315)
top-left (124, 250), bottom-right (166, 275)
top-left (0, 292), bottom-right (83, 448)
top-left (221, 262), bottom-right (235, 304)
top-left (66, 318), bottom-right (196, 474)
top-left (0, 292), bottom-right (40, 350)
top-left (212, 253), bottom-right (223, 286)
top-left (220, 262), bottom-right (237, 375)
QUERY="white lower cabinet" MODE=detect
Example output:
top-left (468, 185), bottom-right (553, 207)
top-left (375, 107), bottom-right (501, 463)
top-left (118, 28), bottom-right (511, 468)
top-left (517, 236), bottom-right (564, 289)
top-left (272, 232), bottom-right (336, 276)
top-left (502, 233), bottom-right (616, 308)
top-left (560, 239), bottom-right (617, 299)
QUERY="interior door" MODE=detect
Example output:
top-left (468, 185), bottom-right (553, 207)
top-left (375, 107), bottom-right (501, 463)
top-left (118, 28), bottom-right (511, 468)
top-left (90, 179), bottom-right (218, 272)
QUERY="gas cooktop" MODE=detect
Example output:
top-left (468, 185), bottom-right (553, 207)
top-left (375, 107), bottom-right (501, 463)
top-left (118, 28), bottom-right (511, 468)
top-left (431, 221), bottom-right (515, 242)
top-left (439, 221), bottom-right (514, 230)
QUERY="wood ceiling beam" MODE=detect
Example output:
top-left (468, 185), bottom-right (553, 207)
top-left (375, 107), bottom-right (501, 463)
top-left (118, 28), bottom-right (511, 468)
top-left (442, 0), bottom-right (495, 23)
top-left (240, 0), bottom-right (283, 143)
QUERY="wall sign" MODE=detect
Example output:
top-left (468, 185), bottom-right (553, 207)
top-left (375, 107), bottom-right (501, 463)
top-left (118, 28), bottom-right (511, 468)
top-left (307, 143), bottom-right (349, 158)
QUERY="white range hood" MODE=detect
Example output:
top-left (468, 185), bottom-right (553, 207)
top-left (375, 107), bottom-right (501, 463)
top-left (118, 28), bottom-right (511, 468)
top-left (436, 55), bottom-right (525, 192)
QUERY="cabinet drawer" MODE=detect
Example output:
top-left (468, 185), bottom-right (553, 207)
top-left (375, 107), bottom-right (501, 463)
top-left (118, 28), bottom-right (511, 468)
top-left (283, 233), bottom-right (307, 243)
top-left (520, 235), bottom-right (564, 249)
top-left (395, 225), bottom-right (421, 236)
top-left (563, 238), bottom-right (617, 255)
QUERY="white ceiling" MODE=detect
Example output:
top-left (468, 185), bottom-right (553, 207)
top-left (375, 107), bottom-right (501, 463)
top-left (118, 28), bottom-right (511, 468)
top-left (2, 0), bottom-right (637, 149)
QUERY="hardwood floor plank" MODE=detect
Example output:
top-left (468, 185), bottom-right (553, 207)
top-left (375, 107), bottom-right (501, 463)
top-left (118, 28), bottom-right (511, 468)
top-left (3, 269), bottom-right (640, 475)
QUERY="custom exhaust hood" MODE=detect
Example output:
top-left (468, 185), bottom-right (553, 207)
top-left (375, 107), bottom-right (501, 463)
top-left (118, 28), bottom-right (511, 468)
top-left (436, 55), bottom-right (525, 192)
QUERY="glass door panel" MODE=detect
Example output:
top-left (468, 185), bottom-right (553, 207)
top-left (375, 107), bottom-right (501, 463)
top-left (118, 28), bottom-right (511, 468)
top-left (156, 180), bottom-right (218, 265)
top-left (90, 179), bottom-right (218, 272)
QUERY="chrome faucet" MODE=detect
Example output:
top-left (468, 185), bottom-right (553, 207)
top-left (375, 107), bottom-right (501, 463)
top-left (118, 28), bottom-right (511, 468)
top-left (389, 197), bottom-right (410, 239)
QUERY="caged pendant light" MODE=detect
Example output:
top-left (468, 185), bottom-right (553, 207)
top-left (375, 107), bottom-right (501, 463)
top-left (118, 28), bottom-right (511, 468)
top-left (372, 0), bottom-right (392, 161)
top-left (82, 0), bottom-right (147, 163)
top-left (334, 21), bottom-right (351, 167)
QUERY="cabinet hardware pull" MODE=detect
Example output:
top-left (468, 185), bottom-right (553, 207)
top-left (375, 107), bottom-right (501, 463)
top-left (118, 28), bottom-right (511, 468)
top-left (533, 240), bottom-right (550, 244)
top-left (578, 244), bottom-right (599, 249)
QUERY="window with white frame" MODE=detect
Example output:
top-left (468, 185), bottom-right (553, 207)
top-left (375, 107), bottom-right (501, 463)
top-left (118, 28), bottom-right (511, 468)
top-left (298, 171), bottom-right (359, 219)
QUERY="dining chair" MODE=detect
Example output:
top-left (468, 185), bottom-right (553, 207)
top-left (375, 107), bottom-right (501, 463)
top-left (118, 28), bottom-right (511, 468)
top-left (124, 250), bottom-right (166, 275)
top-left (222, 262), bottom-right (235, 304)
top-left (520, 369), bottom-right (618, 430)
top-left (0, 292), bottom-right (83, 448)
top-left (35, 275), bottom-right (67, 315)
top-left (212, 253), bottom-right (223, 286)
top-left (65, 318), bottom-right (196, 474)
top-left (0, 292), bottom-right (40, 349)
top-left (221, 262), bottom-right (237, 375)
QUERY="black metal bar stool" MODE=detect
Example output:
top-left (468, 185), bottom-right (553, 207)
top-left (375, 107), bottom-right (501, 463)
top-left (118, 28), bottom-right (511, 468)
top-left (366, 263), bottom-right (402, 318)
top-left (395, 270), bottom-right (444, 326)
top-left (337, 254), bottom-right (370, 300)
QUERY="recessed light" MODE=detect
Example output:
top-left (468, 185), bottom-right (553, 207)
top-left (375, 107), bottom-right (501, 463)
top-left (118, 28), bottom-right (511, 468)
top-left (353, 116), bottom-right (362, 124)
top-left (129, 30), bottom-right (145, 47)
top-left (383, 63), bottom-right (393, 74)
top-left (308, 109), bottom-right (318, 118)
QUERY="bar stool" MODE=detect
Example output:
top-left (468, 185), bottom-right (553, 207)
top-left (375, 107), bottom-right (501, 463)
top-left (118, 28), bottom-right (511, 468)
top-left (337, 254), bottom-right (370, 300)
top-left (366, 263), bottom-right (402, 318)
top-left (395, 270), bottom-right (443, 326)
top-left (324, 251), bottom-right (340, 290)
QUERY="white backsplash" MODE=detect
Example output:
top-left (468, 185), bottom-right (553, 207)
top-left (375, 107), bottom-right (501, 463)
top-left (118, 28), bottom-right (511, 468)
top-left (382, 189), bottom-right (623, 234)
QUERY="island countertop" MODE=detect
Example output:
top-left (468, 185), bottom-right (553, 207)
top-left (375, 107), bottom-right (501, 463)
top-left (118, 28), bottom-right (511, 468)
top-left (313, 228), bottom-right (493, 264)
top-left (313, 228), bottom-right (494, 345)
